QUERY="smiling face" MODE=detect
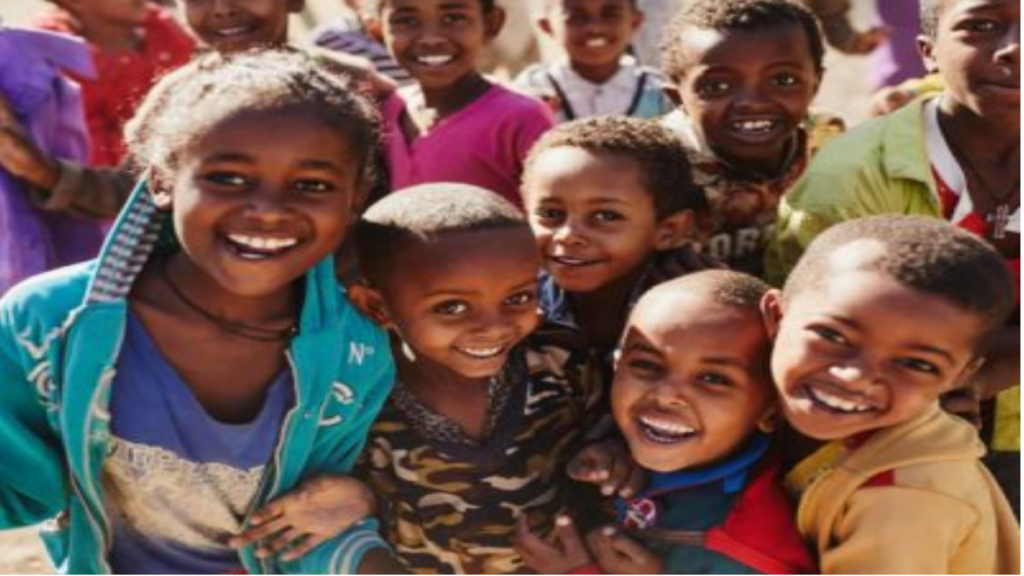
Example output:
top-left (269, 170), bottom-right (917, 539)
top-left (920, 0), bottom-right (1020, 123)
top-left (381, 0), bottom-right (502, 90)
top-left (164, 109), bottom-right (359, 298)
top-left (766, 270), bottom-right (986, 441)
top-left (541, 0), bottom-right (642, 79)
top-left (524, 147), bottom-right (683, 294)
top-left (667, 24), bottom-right (820, 174)
top-left (612, 291), bottom-right (775, 472)
top-left (376, 228), bottom-right (542, 379)
top-left (179, 0), bottom-right (303, 52)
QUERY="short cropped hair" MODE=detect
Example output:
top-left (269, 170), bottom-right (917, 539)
top-left (784, 215), bottom-right (1015, 333)
top-left (919, 0), bottom-right (944, 38)
top-left (354, 183), bottom-right (526, 285)
top-left (655, 269), bottom-right (771, 311)
top-left (368, 0), bottom-right (496, 13)
top-left (524, 117), bottom-right (705, 219)
top-left (661, 0), bottom-right (825, 81)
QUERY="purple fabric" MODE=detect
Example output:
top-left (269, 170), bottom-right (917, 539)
top-left (0, 26), bottom-right (104, 295)
top-left (871, 1), bottom-right (927, 89)
top-left (382, 84), bottom-right (555, 207)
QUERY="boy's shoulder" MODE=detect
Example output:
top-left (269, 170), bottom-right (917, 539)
top-left (805, 96), bottom-right (931, 179)
top-left (804, 407), bottom-right (990, 503)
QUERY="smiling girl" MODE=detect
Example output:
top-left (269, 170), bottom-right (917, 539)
top-left (376, 0), bottom-right (555, 206)
top-left (0, 51), bottom-right (398, 574)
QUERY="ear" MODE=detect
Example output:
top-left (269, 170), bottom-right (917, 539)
top-left (347, 282), bottom-right (394, 328)
top-left (538, 16), bottom-right (554, 37)
top-left (810, 66), bottom-right (825, 97)
top-left (760, 289), bottom-right (785, 342)
top-left (630, 6), bottom-right (644, 32)
top-left (147, 170), bottom-right (173, 211)
top-left (947, 356), bottom-right (986, 394)
top-left (756, 403), bottom-right (779, 433)
top-left (917, 34), bottom-right (939, 74)
top-left (653, 209), bottom-right (695, 250)
top-left (287, 0), bottom-right (305, 14)
top-left (365, 17), bottom-right (384, 41)
top-left (484, 6), bottom-right (506, 39)
top-left (662, 84), bottom-right (682, 108)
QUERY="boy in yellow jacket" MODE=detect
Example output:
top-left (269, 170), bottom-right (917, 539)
top-left (762, 215), bottom-right (1019, 574)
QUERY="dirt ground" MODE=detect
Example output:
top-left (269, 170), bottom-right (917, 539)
top-left (0, 0), bottom-right (878, 572)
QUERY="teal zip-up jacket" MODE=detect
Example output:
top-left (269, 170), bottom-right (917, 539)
top-left (0, 181), bottom-right (395, 574)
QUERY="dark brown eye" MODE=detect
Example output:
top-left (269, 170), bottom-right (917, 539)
top-left (433, 300), bottom-right (469, 316)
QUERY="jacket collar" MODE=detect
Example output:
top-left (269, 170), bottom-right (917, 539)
top-left (879, 95), bottom-right (937, 188)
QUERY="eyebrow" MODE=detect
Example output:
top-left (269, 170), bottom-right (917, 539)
top-left (827, 315), bottom-right (956, 365)
top-left (201, 152), bottom-right (255, 164)
top-left (297, 160), bottom-right (346, 175)
top-left (421, 277), bottom-right (537, 299)
top-left (626, 339), bottom-right (748, 368)
top-left (907, 345), bottom-right (956, 365)
top-left (701, 357), bottom-right (749, 369)
top-left (586, 197), bottom-right (631, 206)
top-left (201, 154), bottom-right (344, 174)
top-left (625, 339), bottom-right (662, 355)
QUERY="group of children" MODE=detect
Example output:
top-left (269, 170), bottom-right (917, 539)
top-left (0, 0), bottom-right (1018, 573)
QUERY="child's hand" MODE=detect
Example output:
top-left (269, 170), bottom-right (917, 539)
top-left (229, 475), bottom-right (376, 561)
top-left (850, 26), bottom-right (891, 55)
top-left (586, 525), bottom-right (663, 574)
top-left (568, 440), bottom-right (647, 499)
top-left (0, 94), bottom-right (59, 190)
top-left (514, 515), bottom-right (594, 574)
top-left (869, 86), bottom-right (918, 117)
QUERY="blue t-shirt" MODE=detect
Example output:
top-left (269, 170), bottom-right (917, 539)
top-left (104, 312), bottom-right (293, 574)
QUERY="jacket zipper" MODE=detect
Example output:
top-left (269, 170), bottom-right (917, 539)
top-left (250, 349), bottom-right (303, 574)
top-left (79, 370), bottom-right (115, 573)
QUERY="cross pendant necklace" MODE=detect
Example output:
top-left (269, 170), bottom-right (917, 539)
top-left (988, 204), bottom-right (1011, 240)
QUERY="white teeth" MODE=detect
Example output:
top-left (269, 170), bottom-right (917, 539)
top-left (552, 256), bottom-right (591, 266)
top-left (227, 234), bottom-right (299, 252)
top-left (217, 27), bottom-right (251, 37)
top-left (734, 119), bottom-right (776, 134)
top-left (458, 345), bottom-right (504, 358)
top-left (639, 416), bottom-right (695, 438)
top-left (418, 55), bottom-right (454, 66)
top-left (807, 386), bottom-right (873, 413)
top-left (584, 38), bottom-right (610, 48)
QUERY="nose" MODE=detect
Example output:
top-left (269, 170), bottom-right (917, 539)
top-left (649, 379), bottom-right (690, 408)
top-left (211, 0), bottom-right (238, 17)
top-left (470, 309), bottom-right (518, 341)
top-left (551, 219), bottom-right (587, 246)
top-left (414, 20), bottom-right (448, 47)
top-left (581, 15), bottom-right (608, 34)
top-left (733, 83), bottom-right (774, 114)
top-left (243, 189), bottom-right (291, 227)
top-left (994, 22), bottom-right (1020, 67)
top-left (827, 355), bottom-right (880, 391)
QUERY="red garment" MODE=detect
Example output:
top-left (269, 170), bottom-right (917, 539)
top-left (703, 461), bottom-right (817, 574)
top-left (33, 4), bottom-right (194, 166)
top-left (934, 169), bottom-right (1021, 304)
